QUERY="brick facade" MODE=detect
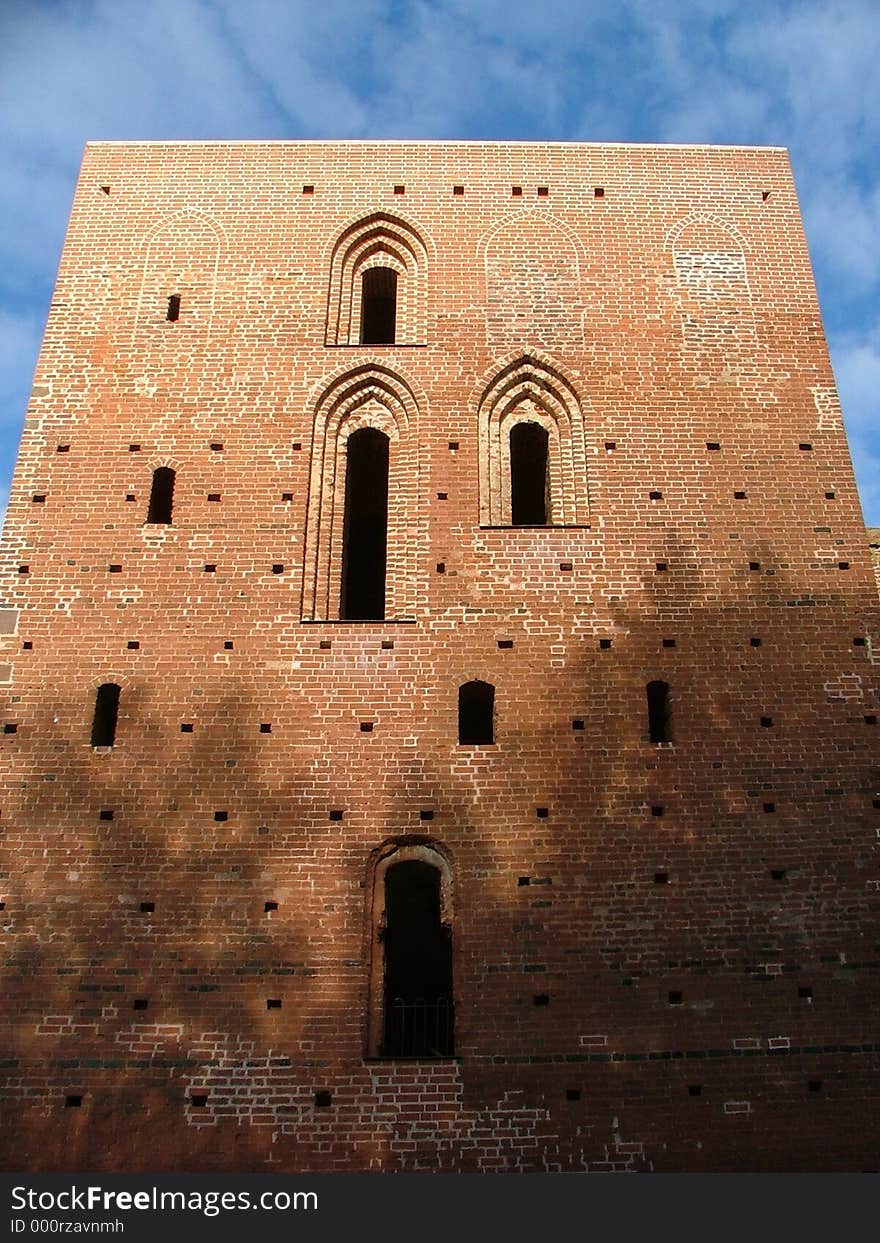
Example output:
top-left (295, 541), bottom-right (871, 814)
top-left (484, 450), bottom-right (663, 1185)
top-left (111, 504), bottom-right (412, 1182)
top-left (1, 140), bottom-right (878, 1172)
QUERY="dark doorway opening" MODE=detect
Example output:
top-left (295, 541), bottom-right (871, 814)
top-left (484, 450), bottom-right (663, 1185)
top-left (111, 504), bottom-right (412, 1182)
top-left (458, 680), bottom-right (495, 745)
top-left (510, 422), bottom-right (549, 524)
top-left (647, 680), bottom-right (671, 743)
top-left (146, 467), bottom-right (175, 525)
top-left (340, 428), bottom-right (389, 620)
top-left (361, 267), bottom-right (397, 345)
top-left (91, 683), bottom-right (121, 747)
top-left (382, 860), bottom-right (453, 1057)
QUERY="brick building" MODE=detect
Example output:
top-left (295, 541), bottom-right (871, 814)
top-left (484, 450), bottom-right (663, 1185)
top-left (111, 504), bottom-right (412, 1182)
top-left (1, 140), bottom-right (878, 1172)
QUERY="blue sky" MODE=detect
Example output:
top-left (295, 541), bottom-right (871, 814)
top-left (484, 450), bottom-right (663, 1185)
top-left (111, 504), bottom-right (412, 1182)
top-left (2, 0), bottom-right (878, 524)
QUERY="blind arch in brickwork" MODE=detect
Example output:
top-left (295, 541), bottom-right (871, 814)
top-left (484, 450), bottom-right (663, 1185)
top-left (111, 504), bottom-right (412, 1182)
top-left (476, 353), bottom-right (589, 527)
top-left (133, 210), bottom-right (225, 343)
top-left (324, 211), bottom-right (431, 346)
top-left (667, 212), bottom-right (755, 351)
top-left (301, 365), bottom-right (423, 621)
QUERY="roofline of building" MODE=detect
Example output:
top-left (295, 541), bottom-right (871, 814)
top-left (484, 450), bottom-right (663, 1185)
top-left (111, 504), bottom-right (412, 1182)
top-left (83, 138), bottom-right (790, 153)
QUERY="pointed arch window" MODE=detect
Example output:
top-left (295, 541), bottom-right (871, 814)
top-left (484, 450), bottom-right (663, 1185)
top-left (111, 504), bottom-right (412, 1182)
top-left (340, 428), bottom-right (389, 620)
top-left (361, 267), bottom-right (397, 344)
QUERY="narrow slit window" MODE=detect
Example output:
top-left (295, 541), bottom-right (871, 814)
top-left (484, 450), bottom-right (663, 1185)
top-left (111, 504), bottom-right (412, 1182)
top-left (91, 682), bottom-right (121, 747)
top-left (146, 466), bottom-right (175, 525)
top-left (360, 267), bottom-right (397, 345)
top-left (458, 680), bottom-right (495, 745)
top-left (340, 428), bottom-right (389, 620)
top-left (646, 680), bottom-right (671, 744)
top-left (166, 295), bottom-right (181, 322)
top-left (382, 860), bottom-right (453, 1057)
top-left (510, 422), bottom-right (549, 525)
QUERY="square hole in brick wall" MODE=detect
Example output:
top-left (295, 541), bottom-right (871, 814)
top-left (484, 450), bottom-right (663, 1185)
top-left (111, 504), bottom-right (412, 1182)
top-left (125, 494), bottom-right (136, 502)
top-left (518, 876), bottom-right (531, 886)
top-left (267, 998), bottom-right (282, 1009)
top-left (3, 723), bottom-right (18, 734)
top-left (808, 1080), bottom-right (822, 1093)
top-left (453, 185), bottom-right (464, 196)
top-left (799, 443), bottom-right (813, 451)
top-left (208, 493), bottom-right (221, 502)
top-left (259, 723), bottom-right (272, 733)
top-left (127, 641), bottom-right (140, 650)
top-left (536, 807), bottom-right (549, 818)
top-left (436, 562), bottom-right (446, 573)
top-left (381, 640), bottom-right (394, 650)
top-left (749, 561), bottom-right (761, 571)
top-left (448, 441), bottom-right (459, 451)
top-left (181, 723), bottom-right (194, 732)
top-left (838, 562), bottom-right (850, 570)
top-left (854, 637), bottom-right (867, 646)
top-left (734, 491), bottom-right (747, 500)
top-left (393, 184), bottom-right (405, 195)
top-left (566, 1089), bottom-right (581, 1101)
top-left (210, 443), bottom-right (224, 452)
top-left (213, 811), bottom-right (228, 822)
top-left (761, 716), bottom-right (773, 727)
top-left (498, 640), bottom-right (514, 649)
top-left (599, 638), bottom-right (612, 649)
top-left (511, 186), bottom-right (523, 196)
top-left (319, 640), bottom-right (332, 650)
top-left (799, 986), bottom-right (813, 999)
top-left (770, 868), bottom-right (786, 880)
top-left (360, 722), bottom-right (374, 732)
top-left (750, 637), bottom-right (762, 647)
top-left (560, 562), bottom-right (573, 572)
top-left (140, 901), bottom-right (155, 913)
top-left (282, 492), bottom-right (293, 502)
top-left (18, 566), bottom-right (29, 575)
top-left (706, 441), bottom-right (720, 450)
top-left (667, 991), bottom-right (683, 1005)
top-left (662, 638), bottom-right (676, 648)
top-left (57, 444), bottom-right (70, 453)
top-left (604, 440), bottom-right (616, 451)
top-left (656, 562), bottom-right (668, 572)
top-left (651, 805), bottom-right (664, 817)
top-left (272, 564), bottom-right (284, 574)
top-left (99, 809), bottom-right (114, 821)
top-left (133, 998), bottom-right (149, 1010)
top-left (292, 442), bottom-right (302, 451)
top-left (688, 1084), bottom-right (702, 1097)
top-left (22, 642), bottom-right (32, 650)
top-left (572, 719), bottom-right (584, 730)
top-left (65, 1095), bottom-right (83, 1108)
top-left (265, 900), bottom-right (278, 912)
top-left (32, 494), bottom-right (46, 503)
top-left (315, 1091), bottom-right (333, 1107)
top-left (224, 641), bottom-right (234, 650)
top-left (864, 714), bottom-right (877, 725)
top-left (109, 565), bottom-right (122, 573)
top-left (128, 444), bottom-right (141, 453)
top-left (537, 186), bottom-right (549, 197)
top-left (419, 809), bottom-right (434, 821)
top-left (329, 810), bottom-right (344, 821)
top-left (533, 994), bottom-right (550, 1006)
top-left (190, 1094), bottom-right (208, 1107)
top-left (654, 872), bottom-right (669, 884)
top-left (763, 802), bottom-right (776, 813)
top-left (825, 491), bottom-right (836, 500)
top-left (204, 564), bottom-right (216, 573)
top-left (649, 490), bottom-right (663, 500)
top-left (302, 184), bottom-right (314, 195)
top-left (594, 187), bottom-right (605, 198)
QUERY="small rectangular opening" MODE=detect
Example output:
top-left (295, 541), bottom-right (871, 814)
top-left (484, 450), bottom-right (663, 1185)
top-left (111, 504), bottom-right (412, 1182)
top-left (511, 186), bottom-right (522, 196)
top-left (315, 1091), bottom-right (332, 1107)
top-left (264, 901), bottom-right (278, 912)
top-left (668, 991), bottom-right (683, 1005)
top-left (651, 805), bottom-right (664, 817)
top-left (763, 802), bottom-right (776, 813)
top-left (655, 563), bottom-right (668, 572)
top-left (302, 185), bottom-right (314, 195)
top-left (536, 807), bottom-right (549, 819)
top-left (181, 723), bottom-right (194, 732)
top-left (140, 901), bottom-right (155, 913)
top-left (282, 492), bottom-right (293, 502)
top-left (453, 186), bottom-right (464, 196)
top-left (750, 637), bottom-right (762, 647)
top-left (224, 641), bottom-right (234, 649)
top-left (108, 565), bottom-right (122, 573)
top-left (662, 638), bottom-right (676, 648)
top-left (604, 440), bottom-right (616, 451)
top-left (56, 444), bottom-right (70, 453)
top-left (3, 723), bottom-right (18, 734)
top-left (190, 1095), bottom-right (208, 1107)
top-left (419, 809), bottom-right (434, 821)
top-left (649, 490), bottom-right (662, 500)
top-left (436, 562), bottom-right (446, 573)
top-left (688, 1084), bottom-right (702, 1097)
top-left (267, 998), bottom-right (282, 1009)
top-left (99, 809), bottom-right (114, 821)
top-left (799, 443), bottom-right (813, 451)
top-left (518, 877), bottom-right (531, 886)
top-left (734, 491), bottom-right (747, 500)
top-left (208, 493), bottom-right (221, 502)
top-left (654, 872), bottom-right (669, 884)
top-left (381, 640), bottom-right (394, 650)
top-left (594, 187), bottom-right (604, 198)
top-left (210, 443), bottom-right (224, 452)
top-left (393, 185), bottom-right (405, 195)
top-left (566, 1089), bottom-right (581, 1101)
top-left (166, 295), bottom-right (181, 322)
top-left (497, 640), bottom-right (514, 649)
top-left (319, 640), bottom-right (332, 650)
top-left (32, 494), bottom-right (46, 503)
top-left (360, 722), bottom-right (374, 732)
top-left (127, 641), bottom-right (140, 650)
top-left (761, 716), bottom-right (773, 727)
top-left (259, 723), bottom-right (272, 733)
top-left (213, 811), bottom-right (228, 822)
top-left (533, 994), bottom-right (549, 1006)
top-left (599, 638), bottom-right (612, 649)
top-left (537, 186), bottom-right (549, 197)
top-left (706, 441), bottom-right (720, 450)
top-left (65, 1095), bottom-right (83, 1108)
top-left (271, 564), bottom-right (284, 574)
top-left (572, 719), bottom-right (584, 730)
top-left (329, 810), bottom-right (343, 821)
top-left (770, 868), bottom-right (786, 880)
top-left (204, 564), bottom-right (216, 573)
top-left (133, 999), bottom-right (148, 1010)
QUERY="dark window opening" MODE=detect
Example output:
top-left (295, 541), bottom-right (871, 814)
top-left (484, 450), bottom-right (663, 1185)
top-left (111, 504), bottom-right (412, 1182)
top-left (458, 680), bottom-right (494, 745)
top-left (647, 680), bottom-right (671, 744)
top-left (510, 422), bottom-right (549, 525)
top-left (382, 860), bottom-right (453, 1057)
top-left (146, 467), bottom-right (175, 525)
top-left (340, 428), bottom-right (389, 620)
top-left (360, 267), bottom-right (397, 344)
top-left (91, 682), bottom-right (120, 747)
top-left (166, 295), bottom-right (181, 322)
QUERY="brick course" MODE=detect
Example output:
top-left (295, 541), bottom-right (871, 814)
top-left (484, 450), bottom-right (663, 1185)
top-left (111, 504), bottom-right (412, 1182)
top-left (1, 140), bottom-right (878, 1172)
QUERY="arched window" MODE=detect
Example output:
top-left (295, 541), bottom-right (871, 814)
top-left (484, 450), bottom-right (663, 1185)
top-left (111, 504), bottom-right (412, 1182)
top-left (91, 683), bottom-right (121, 747)
top-left (340, 428), bottom-right (389, 620)
top-left (647, 680), bottom-right (671, 744)
top-left (369, 852), bottom-right (453, 1058)
top-left (146, 467), bottom-right (175, 525)
top-left (509, 422), bottom-right (549, 525)
top-left (458, 680), bottom-right (495, 745)
top-left (361, 267), bottom-right (397, 345)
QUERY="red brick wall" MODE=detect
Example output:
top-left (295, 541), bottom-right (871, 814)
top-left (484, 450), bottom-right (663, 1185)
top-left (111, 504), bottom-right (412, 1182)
top-left (1, 141), bottom-right (878, 1172)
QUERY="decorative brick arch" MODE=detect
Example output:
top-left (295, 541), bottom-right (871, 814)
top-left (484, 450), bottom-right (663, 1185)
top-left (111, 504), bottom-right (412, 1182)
top-left (301, 365), bottom-right (423, 621)
top-left (324, 211), bottom-right (431, 345)
top-left (133, 210), bottom-right (225, 343)
top-left (365, 839), bottom-right (454, 1058)
top-left (476, 352), bottom-right (589, 527)
top-left (666, 212), bottom-right (755, 350)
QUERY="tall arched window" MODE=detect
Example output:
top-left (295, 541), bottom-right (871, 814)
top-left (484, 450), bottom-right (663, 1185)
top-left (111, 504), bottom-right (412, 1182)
top-left (361, 267), bottom-right (397, 344)
top-left (647, 680), bottom-right (671, 744)
top-left (91, 683), bottom-right (121, 747)
top-left (146, 467), bottom-right (175, 525)
top-left (509, 422), bottom-right (549, 525)
top-left (458, 680), bottom-right (495, 745)
top-left (380, 858), bottom-right (453, 1058)
top-left (340, 428), bottom-right (389, 620)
